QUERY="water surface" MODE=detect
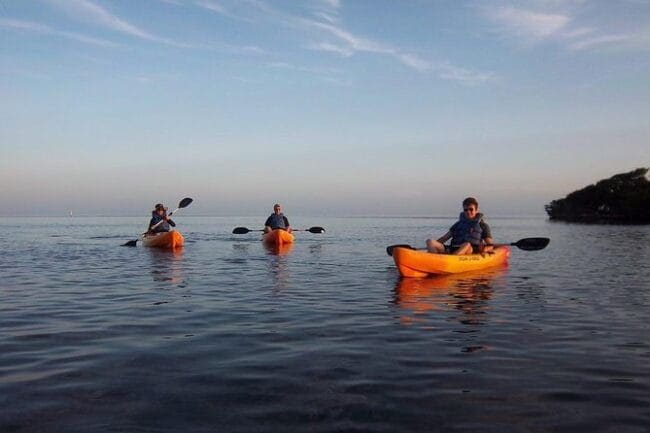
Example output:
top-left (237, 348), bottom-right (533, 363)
top-left (1, 217), bottom-right (649, 432)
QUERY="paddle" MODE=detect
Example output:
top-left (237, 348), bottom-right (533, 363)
top-left (386, 237), bottom-right (550, 256)
top-left (232, 226), bottom-right (325, 234)
top-left (122, 197), bottom-right (193, 247)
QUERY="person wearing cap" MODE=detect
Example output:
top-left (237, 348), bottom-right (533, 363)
top-left (147, 203), bottom-right (176, 234)
top-left (425, 197), bottom-right (493, 255)
top-left (263, 203), bottom-right (292, 233)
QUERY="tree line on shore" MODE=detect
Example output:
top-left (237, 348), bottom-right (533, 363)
top-left (545, 168), bottom-right (650, 224)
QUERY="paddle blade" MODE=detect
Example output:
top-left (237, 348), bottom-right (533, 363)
top-left (122, 239), bottom-right (138, 247)
top-left (232, 227), bottom-right (251, 234)
top-left (512, 237), bottom-right (550, 251)
top-left (386, 244), bottom-right (415, 256)
top-left (178, 197), bottom-right (193, 208)
top-left (308, 226), bottom-right (325, 234)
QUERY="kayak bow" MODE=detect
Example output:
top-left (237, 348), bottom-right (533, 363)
top-left (262, 229), bottom-right (294, 246)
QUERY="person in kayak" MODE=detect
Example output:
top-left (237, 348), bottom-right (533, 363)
top-left (426, 197), bottom-right (493, 255)
top-left (264, 203), bottom-right (292, 233)
top-left (147, 203), bottom-right (176, 234)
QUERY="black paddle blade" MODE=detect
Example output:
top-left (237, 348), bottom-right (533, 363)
top-left (178, 197), bottom-right (193, 208)
top-left (232, 227), bottom-right (251, 234)
top-left (308, 226), bottom-right (325, 233)
top-left (122, 239), bottom-right (138, 247)
top-left (512, 237), bottom-right (550, 251)
top-left (386, 244), bottom-right (415, 256)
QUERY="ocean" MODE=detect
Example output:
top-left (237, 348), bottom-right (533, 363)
top-left (1, 216), bottom-right (649, 432)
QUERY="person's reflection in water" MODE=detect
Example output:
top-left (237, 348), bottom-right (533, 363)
top-left (149, 248), bottom-right (186, 286)
top-left (394, 267), bottom-right (507, 330)
top-left (264, 243), bottom-right (293, 293)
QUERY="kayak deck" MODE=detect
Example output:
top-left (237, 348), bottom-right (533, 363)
top-left (262, 229), bottom-right (294, 246)
top-left (393, 246), bottom-right (510, 277)
top-left (141, 231), bottom-right (184, 249)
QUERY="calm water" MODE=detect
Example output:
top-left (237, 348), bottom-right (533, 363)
top-left (1, 216), bottom-right (649, 433)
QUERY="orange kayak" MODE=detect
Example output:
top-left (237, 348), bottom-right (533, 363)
top-left (393, 246), bottom-right (510, 277)
top-left (141, 231), bottom-right (184, 249)
top-left (262, 229), bottom-right (294, 246)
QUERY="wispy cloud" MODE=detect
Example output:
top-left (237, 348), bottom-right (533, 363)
top-left (195, 0), bottom-right (227, 15)
top-left (307, 42), bottom-right (353, 57)
top-left (487, 7), bottom-right (570, 40)
top-left (0, 18), bottom-right (119, 47)
top-left (482, 2), bottom-right (650, 52)
top-left (568, 34), bottom-right (630, 50)
top-left (44, 0), bottom-right (191, 47)
top-left (188, 0), bottom-right (494, 83)
top-left (431, 61), bottom-right (496, 85)
top-left (304, 18), bottom-right (493, 82)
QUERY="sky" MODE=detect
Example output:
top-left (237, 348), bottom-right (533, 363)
top-left (1, 0), bottom-right (649, 217)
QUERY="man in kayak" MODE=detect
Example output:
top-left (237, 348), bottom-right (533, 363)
top-left (426, 197), bottom-right (493, 255)
top-left (264, 203), bottom-right (292, 233)
top-left (147, 203), bottom-right (176, 234)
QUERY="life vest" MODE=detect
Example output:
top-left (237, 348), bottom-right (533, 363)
top-left (266, 213), bottom-right (287, 229)
top-left (451, 212), bottom-right (484, 246)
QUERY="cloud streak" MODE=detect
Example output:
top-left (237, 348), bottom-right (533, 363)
top-left (488, 7), bottom-right (570, 40)
top-left (303, 18), bottom-right (493, 83)
top-left (0, 18), bottom-right (119, 47)
top-left (482, 2), bottom-right (650, 52)
top-left (45, 0), bottom-right (191, 47)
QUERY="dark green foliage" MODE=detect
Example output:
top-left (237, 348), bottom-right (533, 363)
top-left (545, 168), bottom-right (650, 224)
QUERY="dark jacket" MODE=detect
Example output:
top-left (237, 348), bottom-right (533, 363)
top-left (264, 213), bottom-right (290, 229)
top-left (148, 211), bottom-right (176, 233)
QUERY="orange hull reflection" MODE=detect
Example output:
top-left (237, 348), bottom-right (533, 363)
top-left (264, 242), bottom-right (294, 256)
top-left (394, 267), bottom-right (507, 325)
top-left (149, 247), bottom-right (185, 284)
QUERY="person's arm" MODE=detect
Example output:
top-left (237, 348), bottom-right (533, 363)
top-left (437, 231), bottom-right (452, 244)
top-left (480, 221), bottom-right (493, 251)
top-left (284, 216), bottom-right (291, 232)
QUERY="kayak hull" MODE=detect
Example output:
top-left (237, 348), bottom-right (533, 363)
top-left (262, 229), bottom-right (294, 246)
top-left (141, 231), bottom-right (184, 249)
top-left (393, 246), bottom-right (510, 277)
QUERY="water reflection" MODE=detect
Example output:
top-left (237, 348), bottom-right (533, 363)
top-left (148, 248), bottom-right (186, 285)
top-left (263, 242), bottom-right (293, 256)
top-left (264, 244), bottom-right (292, 292)
top-left (232, 242), bottom-right (251, 254)
top-left (394, 267), bottom-right (507, 327)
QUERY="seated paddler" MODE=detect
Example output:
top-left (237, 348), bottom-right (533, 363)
top-left (426, 197), bottom-right (493, 255)
top-left (263, 203), bottom-right (292, 234)
top-left (147, 203), bottom-right (176, 234)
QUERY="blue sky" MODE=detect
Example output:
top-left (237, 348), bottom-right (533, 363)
top-left (1, 0), bottom-right (649, 216)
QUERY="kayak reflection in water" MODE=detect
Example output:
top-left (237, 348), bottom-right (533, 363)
top-left (263, 203), bottom-right (292, 234)
top-left (394, 267), bottom-right (505, 328)
top-left (426, 197), bottom-right (493, 255)
top-left (148, 203), bottom-right (176, 234)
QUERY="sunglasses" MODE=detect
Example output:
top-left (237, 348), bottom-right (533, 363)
top-left (463, 207), bottom-right (476, 212)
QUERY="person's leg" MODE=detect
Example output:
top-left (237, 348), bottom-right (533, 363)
top-left (426, 239), bottom-right (446, 253)
top-left (452, 242), bottom-right (473, 255)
